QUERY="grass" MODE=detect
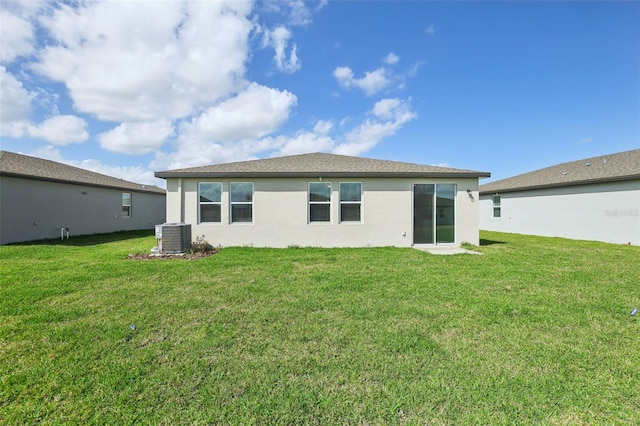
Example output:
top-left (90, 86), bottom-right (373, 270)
top-left (1, 230), bottom-right (639, 425)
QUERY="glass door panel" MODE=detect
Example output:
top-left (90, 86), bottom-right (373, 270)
top-left (435, 184), bottom-right (455, 244)
top-left (413, 184), bottom-right (434, 244)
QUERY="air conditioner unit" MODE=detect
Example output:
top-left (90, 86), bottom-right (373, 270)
top-left (156, 223), bottom-right (192, 254)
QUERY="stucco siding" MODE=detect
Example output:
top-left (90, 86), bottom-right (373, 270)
top-left (165, 178), bottom-right (183, 223)
top-left (480, 180), bottom-right (640, 245)
top-left (167, 177), bottom-right (480, 248)
top-left (0, 176), bottom-right (166, 244)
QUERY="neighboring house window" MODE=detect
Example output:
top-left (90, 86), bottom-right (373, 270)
top-left (199, 182), bottom-right (222, 223)
top-left (122, 193), bottom-right (131, 217)
top-left (492, 195), bottom-right (501, 218)
top-left (340, 182), bottom-right (362, 222)
top-left (230, 182), bottom-right (253, 223)
top-left (309, 182), bottom-right (331, 222)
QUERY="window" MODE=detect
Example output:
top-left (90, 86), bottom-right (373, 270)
top-left (492, 195), bottom-right (501, 218)
top-left (309, 182), bottom-right (331, 222)
top-left (199, 182), bottom-right (222, 223)
top-left (340, 182), bottom-right (362, 222)
top-left (122, 193), bottom-right (131, 217)
top-left (230, 182), bottom-right (253, 223)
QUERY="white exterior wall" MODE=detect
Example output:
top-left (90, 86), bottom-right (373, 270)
top-left (479, 180), bottom-right (640, 245)
top-left (0, 176), bottom-right (166, 244)
top-left (165, 177), bottom-right (481, 248)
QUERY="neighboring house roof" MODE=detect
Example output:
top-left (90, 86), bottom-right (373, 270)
top-left (155, 152), bottom-right (491, 179)
top-left (0, 150), bottom-right (165, 195)
top-left (480, 149), bottom-right (640, 195)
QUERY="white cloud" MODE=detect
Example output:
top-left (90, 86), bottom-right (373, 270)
top-left (266, 131), bottom-right (335, 157)
top-left (28, 145), bottom-right (164, 187)
top-left (28, 115), bottom-right (89, 145)
top-left (373, 98), bottom-right (415, 123)
top-left (0, 7), bottom-right (34, 63)
top-left (1, 68), bottom-right (88, 145)
top-left (152, 97), bottom-right (416, 170)
top-left (241, 119), bottom-right (336, 159)
top-left (262, 26), bottom-right (300, 73)
top-left (16, 0), bottom-right (305, 174)
top-left (33, 1), bottom-right (254, 122)
top-left (0, 66), bottom-right (33, 125)
top-left (316, 0), bottom-right (330, 12)
top-left (30, 145), bottom-right (65, 162)
top-left (431, 162), bottom-right (452, 168)
top-left (268, 98), bottom-right (416, 158)
top-left (333, 66), bottom-right (353, 81)
top-left (425, 24), bottom-right (436, 35)
top-left (99, 121), bottom-right (175, 155)
top-left (333, 66), bottom-right (391, 96)
top-left (339, 116), bottom-right (351, 128)
top-left (372, 98), bottom-right (403, 120)
top-left (152, 138), bottom-right (271, 171)
top-left (257, 98), bottom-right (416, 158)
top-left (313, 119), bottom-right (333, 135)
top-left (333, 98), bottom-right (416, 156)
top-left (335, 53), bottom-right (422, 96)
top-left (4, 0), bottom-right (416, 181)
top-left (261, 0), bottom-right (321, 27)
top-left (77, 158), bottom-right (163, 188)
top-left (180, 83), bottom-right (297, 142)
top-left (407, 60), bottom-right (427, 78)
top-left (152, 83), bottom-right (296, 169)
top-left (384, 53), bottom-right (399, 65)
top-left (287, 0), bottom-right (313, 26)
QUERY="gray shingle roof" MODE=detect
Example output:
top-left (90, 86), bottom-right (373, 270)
top-left (480, 149), bottom-right (640, 194)
top-left (155, 152), bottom-right (490, 179)
top-left (0, 150), bottom-right (165, 195)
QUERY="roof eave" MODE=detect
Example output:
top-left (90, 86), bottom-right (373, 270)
top-left (155, 171), bottom-right (491, 179)
top-left (479, 174), bottom-right (640, 195)
top-left (1, 171), bottom-right (166, 195)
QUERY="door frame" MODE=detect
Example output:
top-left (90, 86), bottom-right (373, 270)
top-left (412, 183), bottom-right (457, 246)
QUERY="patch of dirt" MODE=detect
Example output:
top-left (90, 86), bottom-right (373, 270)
top-left (126, 249), bottom-right (219, 260)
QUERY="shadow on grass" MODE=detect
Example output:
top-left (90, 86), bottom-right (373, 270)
top-left (479, 238), bottom-right (506, 246)
top-left (7, 229), bottom-right (155, 247)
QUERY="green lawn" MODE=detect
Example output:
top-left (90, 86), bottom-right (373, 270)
top-left (1, 231), bottom-right (639, 425)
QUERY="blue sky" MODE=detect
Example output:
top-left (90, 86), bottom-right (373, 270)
top-left (1, 0), bottom-right (638, 187)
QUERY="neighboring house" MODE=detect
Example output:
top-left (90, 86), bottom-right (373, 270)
top-left (479, 149), bottom-right (640, 245)
top-left (0, 150), bottom-right (166, 245)
top-left (154, 152), bottom-right (490, 248)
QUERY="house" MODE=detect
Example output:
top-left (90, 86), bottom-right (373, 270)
top-left (479, 149), bottom-right (640, 245)
top-left (0, 150), bottom-right (166, 245)
top-left (154, 152), bottom-right (490, 248)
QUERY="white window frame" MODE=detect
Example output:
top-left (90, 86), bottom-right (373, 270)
top-left (230, 182), bottom-right (254, 224)
top-left (122, 192), bottom-right (131, 218)
top-left (198, 182), bottom-right (222, 224)
top-left (308, 182), bottom-right (332, 223)
top-left (339, 182), bottom-right (363, 223)
top-left (492, 194), bottom-right (501, 218)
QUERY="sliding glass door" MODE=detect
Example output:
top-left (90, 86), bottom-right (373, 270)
top-left (413, 184), bottom-right (456, 245)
